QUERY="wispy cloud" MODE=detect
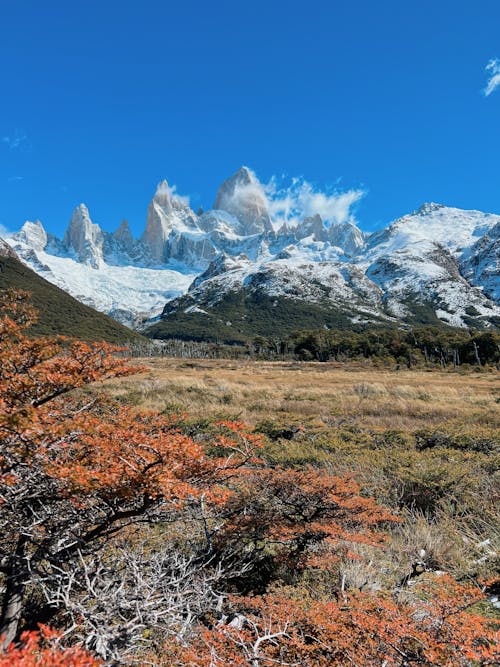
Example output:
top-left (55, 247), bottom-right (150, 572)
top-left (213, 168), bottom-right (365, 229)
top-left (0, 223), bottom-right (11, 238)
top-left (7, 176), bottom-right (24, 183)
top-left (155, 180), bottom-right (190, 206)
top-left (265, 176), bottom-right (365, 228)
top-left (484, 58), bottom-right (500, 96)
top-left (2, 130), bottom-right (28, 150)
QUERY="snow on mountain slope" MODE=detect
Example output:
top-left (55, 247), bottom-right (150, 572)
top-left (366, 202), bottom-right (500, 258)
top-left (360, 203), bottom-right (500, 326)
top-left (6, 239), bottom-right (197, 327)
top-left (461, 222), bottom-right (500, 302)
top-left (4, 168), bottom-right (500, 332)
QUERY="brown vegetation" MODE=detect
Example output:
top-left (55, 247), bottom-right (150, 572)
top-left (2, 298), bottom-right (498, 665)
top-left (104, 357), bottom-right (499, 429)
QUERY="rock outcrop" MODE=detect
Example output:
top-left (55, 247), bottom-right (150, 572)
top-left (63, 204), bottom-right (104, 268)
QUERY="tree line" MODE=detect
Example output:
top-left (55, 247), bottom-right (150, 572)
top-left (133, 327), bottom-right (500, 367)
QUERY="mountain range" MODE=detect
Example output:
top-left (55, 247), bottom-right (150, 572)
top-left (4, 166), bottom-right (500, 342)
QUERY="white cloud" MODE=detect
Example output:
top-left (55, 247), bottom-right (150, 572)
top-left (0, 223), bottom-right (11, 238)
top-left (156, 180), bottom-right (190, 206)
top-left (213, 168), bottom-right (364, 231)
top-left (226, 171), bottom-right (268, 215)
top-left (2, 131), bottom-right (27, 150)
top-left (265, 176), bottom-right (365, 228)
top-left (484, 58), bottom-right (500, 96)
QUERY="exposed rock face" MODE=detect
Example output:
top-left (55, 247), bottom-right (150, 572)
top-left (461, 221), bottom-right (500, 301)
top-left (0, 237), bottom-right (18, 259)
top-left (112, 219), bottom-right (134, 254)
top-left (141, 180), bottom-right (203, 265)
top-left (141, 181), bottom-right (175, 263)
top-left (213, 166), bottom-right (273, 235)
top-left (329, 222), bottom-right (366, 256)
top-left (63, 204), bottom-right (104, 268)
top-left (276, 216), bottom-right (365, 256)
top-left (296, 214), bottom-right (328, 242)
top-left (5, 175), bottom-right (500, 331)
top-left (191, 253), bottom-right (251, 290)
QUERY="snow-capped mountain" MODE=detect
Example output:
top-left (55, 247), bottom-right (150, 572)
top-left (5, 167), bottom-right (500, 336)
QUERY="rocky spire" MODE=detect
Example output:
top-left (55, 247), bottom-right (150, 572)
top-left (328, 221), bottom-right (366, 256)
top-left (113, 219), bottom-right (134, 253)
top-left (152, 180), bottom-right (173, 212)
top-left (213, 166), bottom-right (273, 235)
top-left (141, 181), bottom-right (175, 263)
top-left (63, 204), bottom-right (104, 268)
top-left (297, 214), bottom-right (328, 242)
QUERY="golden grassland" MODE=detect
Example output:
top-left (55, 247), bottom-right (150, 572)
top-left (100, 359), bottom-right (499, 585)
top-left (104, 358), bottom-right (500, 429)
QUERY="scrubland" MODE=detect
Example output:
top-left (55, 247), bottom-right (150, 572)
top-left (4, 299), bottom-right (499, 666)
top-left (106, 359), bottom-right (500, 584)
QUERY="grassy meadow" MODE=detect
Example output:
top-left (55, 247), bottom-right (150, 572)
top-left (103, 359), bottom-right (500, 586)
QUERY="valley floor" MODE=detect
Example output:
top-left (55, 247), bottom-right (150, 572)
top-left (105, 358), bottom-right (499, 430)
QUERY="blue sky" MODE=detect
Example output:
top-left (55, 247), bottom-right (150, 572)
top-left (1, 0), bottom-right (500, 237)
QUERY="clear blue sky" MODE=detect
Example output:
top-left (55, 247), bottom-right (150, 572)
top-left (1, 0), bottom-right (500, 237)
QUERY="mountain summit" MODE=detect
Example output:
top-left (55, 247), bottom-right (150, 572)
top-left (213, 166), bottom-right (273, 235)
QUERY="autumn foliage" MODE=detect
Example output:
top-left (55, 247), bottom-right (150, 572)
top-left (0, 626), bottom-right (101, 666)
top-left (1, 290), bottom-right (498, 665)
top-left (0, 290), bottom-right (261, 651)
top-left (177, 576), bottom-right (498, 666)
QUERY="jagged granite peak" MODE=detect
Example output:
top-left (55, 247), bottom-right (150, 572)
top-left (141, 182), bottom-right (174, 263)
top-left (63, 204), bottom-right (104, 268)
top-left (153, 179), bottom-right (173, 212)
top-left (328, 221), bottom-right (366, 256)
top-left (5, 174), bottom-right (500, 331)
top-left (213, 166), bottom-right (273, 235)
top-left (296, 214), bottom-right (328, 242)
top-left (141, 180), bottom-right (201, 264)
top-left (415, 202), bottom-right (446, 215)
top-left (112, 219), bottom-right (134, 253)
top-left (14, 220), bottom-right (48, 252)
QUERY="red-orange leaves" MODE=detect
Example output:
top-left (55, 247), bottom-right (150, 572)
top-left (215, 466), bottom-right (397, 572)
top-left (0, 626), bottom-right (102, 666)
top-left (181, 583), bottom-right (498, 667)
top-left (46, 408), bottom-right (219, 504)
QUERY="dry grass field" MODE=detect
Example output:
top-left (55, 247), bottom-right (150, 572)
top-left (100, 359), bottom-right (500, 585)
top-left (104, 358), bottom-right (500, 430)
